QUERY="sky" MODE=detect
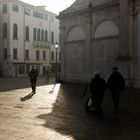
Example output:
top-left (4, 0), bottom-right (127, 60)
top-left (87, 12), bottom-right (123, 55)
top-left (20, 0), bottom-right (76, 14)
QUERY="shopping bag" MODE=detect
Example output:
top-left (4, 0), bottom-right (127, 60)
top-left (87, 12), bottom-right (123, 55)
top-left (88, 97), bottom-right (92, 107)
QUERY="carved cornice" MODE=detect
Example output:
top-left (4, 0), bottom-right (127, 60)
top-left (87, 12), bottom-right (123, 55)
top-left (116, 56), bottom-right (133, 62)
top-left (135, 6), bottom-right (140, 13)
top-left (134, 0), bottom-right (140, 13)
top-left (57, 1), bottom-right (119, 19)
top-left (116, 52), bottom-right (133, 62)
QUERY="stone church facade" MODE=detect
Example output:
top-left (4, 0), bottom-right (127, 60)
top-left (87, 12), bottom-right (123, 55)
top-left (58, 0), bottom-right (140, 87)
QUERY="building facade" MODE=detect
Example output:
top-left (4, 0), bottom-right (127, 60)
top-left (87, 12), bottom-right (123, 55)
top-left (0, 0), bottom-right (60, 77)
top-left (58, 0), bottom-right (140, 87)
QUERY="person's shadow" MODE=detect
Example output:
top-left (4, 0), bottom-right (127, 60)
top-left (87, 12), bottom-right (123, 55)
top-left (20, 92), bottom-right (35, 101)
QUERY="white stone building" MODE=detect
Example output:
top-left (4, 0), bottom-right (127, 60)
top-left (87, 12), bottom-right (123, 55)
top-left (58, 0), bottom-right (140, 87)
top-left (0, 0), bottom-right (60, 77)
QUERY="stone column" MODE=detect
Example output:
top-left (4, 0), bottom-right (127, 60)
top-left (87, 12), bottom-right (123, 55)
top-left (134, 6), bottom-right (140, 87)
top-left (59, 19), bottom-right (66, 81)
top-left (84, 11), bottom-right (93, 81)
top-left (119, 0), bottom-right (134, 87)
top-left (119, 0), bottom-right (129, 56)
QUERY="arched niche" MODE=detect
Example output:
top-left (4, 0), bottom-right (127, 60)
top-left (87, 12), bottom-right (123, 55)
top-left (65, 26), bottom-right (86, 76)
top-left (95, 20), bottom-right (119, 38)
top-left (67, 26), bottom-right (85, 41)
top-left (93, 20), bottom-right (119, 78)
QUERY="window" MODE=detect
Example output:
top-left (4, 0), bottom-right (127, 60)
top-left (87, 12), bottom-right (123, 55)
top-left (19, 65), bottom-right (25, 74)
top-left (12, 4), bottom-right (19, 12)
top-left (36, 50), bottom-right (40, 60)
top-left (51, 16), bottom-right (54, 22)
top-left (37, 29), bottom-right (40, 41)
top-left (41, 30), bottom-right (44, 41)
top-left (25, 49), bottom-right (29, 60)
top-left (59, 52), bottom-right (61, 61)
top-left (25, 26), bottom-right (29, 40)
top-left (3, 48), bottom-right (7, 59)
top-left (58, 63), bottom-right (61, 73)
top-left (26, 64), bottom-right (30, 74)
top-left (36, 66), bottom-right (40, 74)
top-left (45, 30), bottom-right (48, 42)
top-left (51, 52), bottom-right (54, 61)
top-left (43, 51), bottom-right (46, 60)
top-left (13, 48), bottom-right (17, 59)
top-left (3, 23), bottom-right (7, 38)
top-left (24, 8), bottom-right (30, 15)
top-left (45, 14), bottom-right (48, 20)
top-left (51, 31), bottom-right (54, 44)
top-left (13, 24), bottom-right (18, 39)
top-left (3, 4), bottom-right (7, 13)
top-left (33, 28), bottom-right (37, 40)
top-left (33, 11), bottom-right (44, 19)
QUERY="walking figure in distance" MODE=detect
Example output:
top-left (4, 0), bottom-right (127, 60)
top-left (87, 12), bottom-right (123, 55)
top-left (46, 69), bottom-right (50, 83)
top-left (89, 71), bottom-right (106, 114)
top-left (29, 67), bottom-right (39, 94)
top-left (107, 66), bottom-right (125, 112)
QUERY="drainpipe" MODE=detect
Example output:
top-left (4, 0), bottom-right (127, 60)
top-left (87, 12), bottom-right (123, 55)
top-left (23, 7), bottom-right (26, 75)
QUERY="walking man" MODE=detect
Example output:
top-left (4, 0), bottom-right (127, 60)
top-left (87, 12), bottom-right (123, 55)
top-left (29, 67), bottom-right (39, 94)
top-left (46, 69), bottom-right (49, 83)
top-left (107, 66), bottom-right (125, 112)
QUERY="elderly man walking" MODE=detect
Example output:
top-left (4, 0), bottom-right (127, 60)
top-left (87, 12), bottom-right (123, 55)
top-left (107, 66), bottom-right (125, 112)
top-left (89, 71), bottom-right (106, 114)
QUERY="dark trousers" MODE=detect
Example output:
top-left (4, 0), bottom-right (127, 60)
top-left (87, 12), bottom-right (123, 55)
top-left (31, 81), bottom-right (36, 93)
top-left (92, 95), bottom-right (103, 113)
top-left (85, 96), bottom-right (90, 111)
top-left (111, 90), bottom-right (120, 111)
top-left (46, 75), bottom-right (49, 83)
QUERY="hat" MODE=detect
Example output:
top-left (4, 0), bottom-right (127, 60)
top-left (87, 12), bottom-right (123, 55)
top-left (94, 71), bottom-right (99, 75)
top-left (112, 66), bottom-right (118, 70)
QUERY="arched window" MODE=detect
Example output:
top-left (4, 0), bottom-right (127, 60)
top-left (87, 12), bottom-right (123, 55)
top-left (41, 30), bottom-right (44, 41)
top-left (25, 26), bottom-right (29, 40)
top-left (33, 28), bottom-right (36, 40)
top-left (3, 23), bottom-right (7, 38)
top-left (45, 30), bottom-right (48, 42)
top-left (37, 29), bottom-right (40, 41)
top-left (51, 31), bottom-right (54, 44)
top-left (13, 23), bottom-right (18, 39)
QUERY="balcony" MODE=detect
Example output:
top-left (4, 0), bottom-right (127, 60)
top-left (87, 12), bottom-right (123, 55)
top-left (32, 41), bottom-right (50, 49)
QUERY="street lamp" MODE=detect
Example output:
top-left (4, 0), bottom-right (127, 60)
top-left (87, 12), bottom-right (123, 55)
top-left (55, 42), bottom-right (58, 82)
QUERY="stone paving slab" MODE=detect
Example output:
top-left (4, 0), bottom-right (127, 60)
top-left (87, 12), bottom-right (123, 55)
top-left (0, 78), bottom-right (140, 140)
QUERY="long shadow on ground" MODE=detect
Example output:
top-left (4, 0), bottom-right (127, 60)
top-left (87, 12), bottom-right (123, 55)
top-left (36, 84), bottom-right (140, 140)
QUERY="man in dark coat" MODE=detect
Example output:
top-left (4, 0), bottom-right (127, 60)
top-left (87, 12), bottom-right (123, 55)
top-left (107, 66), bottom-right (125, 111)
top-left (46, 69), bottom-right (50, 83)
top-left (90, 71), bottom-right (106, 113)
top-left (29, 67), bottom-right (39, 94)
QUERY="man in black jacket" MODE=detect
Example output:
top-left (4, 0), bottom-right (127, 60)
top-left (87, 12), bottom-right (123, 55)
top-left (29, 67), bottom-right (39, 94)
top-left (107, 66), bottom-right (125, 112)
top-left (90, 71), bottom-right (106, 113)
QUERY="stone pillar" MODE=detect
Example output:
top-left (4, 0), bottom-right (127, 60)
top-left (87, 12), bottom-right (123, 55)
top-left (119, 0), bottom-right (134, 87)
top-left (119, 0), bottom-right (129, 56)
top-left (134, 7), bottom-right (140, 87)
top-left (59, 19), bottom-right (66, 81)
top-left (84, 12), bottom-right (93, 81)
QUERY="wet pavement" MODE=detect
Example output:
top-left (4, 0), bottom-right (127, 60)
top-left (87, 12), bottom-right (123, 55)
top-left (0, 77), bottom-right (140, 140)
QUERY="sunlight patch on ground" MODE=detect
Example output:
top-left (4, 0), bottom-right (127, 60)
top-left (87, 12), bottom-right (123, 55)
top-left (0, 84), bottom-right (76, 140)
top-left (0, 83), bottom-right (61, 115)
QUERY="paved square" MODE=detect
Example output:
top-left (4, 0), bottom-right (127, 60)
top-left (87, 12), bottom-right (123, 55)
top-left (0, 77), bottom-right (140, 140)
